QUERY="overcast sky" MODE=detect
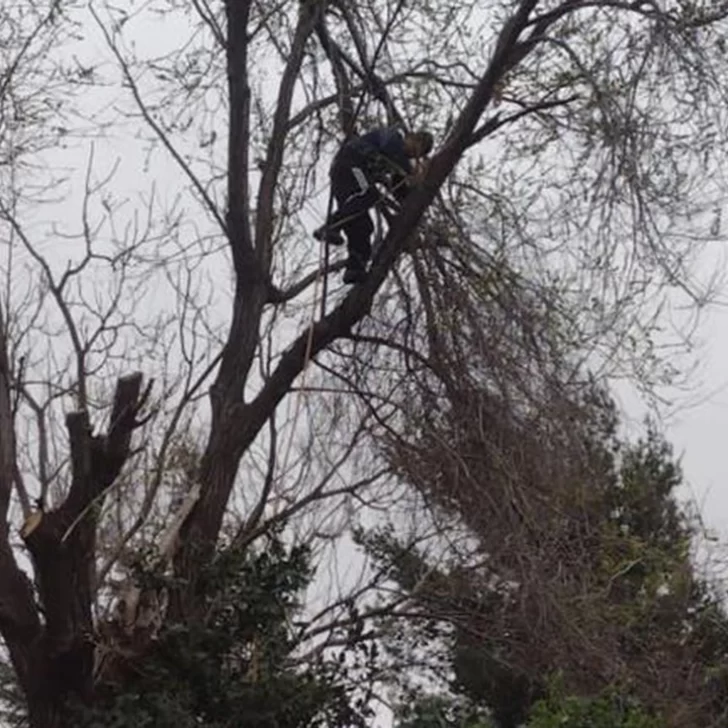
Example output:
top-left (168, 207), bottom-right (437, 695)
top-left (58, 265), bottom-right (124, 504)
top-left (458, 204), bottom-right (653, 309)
top-left (6, 2), bottom-right (725, 536)
top-left (2, 4), bottom-right (728, 726)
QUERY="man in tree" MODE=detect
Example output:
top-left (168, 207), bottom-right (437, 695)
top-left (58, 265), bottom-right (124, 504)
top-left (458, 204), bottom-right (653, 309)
top-left (314, 128), bottom-right (434, 284)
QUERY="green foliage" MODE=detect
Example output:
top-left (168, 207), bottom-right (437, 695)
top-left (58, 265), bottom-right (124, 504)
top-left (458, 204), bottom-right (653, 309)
top-left (75, 538), bottom-right (369, 728)
top-left (395, 694), bottom-right (493, 728)
top-left (527, 687), bottom-right (662, 728)
top-left (372, 416), bottom-right (728, 727)
top-left (393, 688), bottom-right (662, 728)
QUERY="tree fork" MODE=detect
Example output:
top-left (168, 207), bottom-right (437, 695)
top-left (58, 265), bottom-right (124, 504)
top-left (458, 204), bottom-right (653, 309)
top-left (0, 373), bottom-right (149, 728)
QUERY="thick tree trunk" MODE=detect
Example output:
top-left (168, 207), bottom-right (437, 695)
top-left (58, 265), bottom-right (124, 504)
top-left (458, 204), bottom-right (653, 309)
top-left (24, 633), bottom-right (93, 728)
top-left (27, 701), bottom-right (64, 728)
top-left (0, 374), bottom-right (146, 728)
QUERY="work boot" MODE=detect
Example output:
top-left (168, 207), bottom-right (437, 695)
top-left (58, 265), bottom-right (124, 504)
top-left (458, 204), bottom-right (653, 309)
top-left (343, 260), bottom-right (367, 285)
top-left (313, 225), bottom-right (344, 246)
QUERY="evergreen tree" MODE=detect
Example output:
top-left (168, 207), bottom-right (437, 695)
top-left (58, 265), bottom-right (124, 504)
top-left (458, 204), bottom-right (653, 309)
top-left (369, 415), bottom-right (728, 727)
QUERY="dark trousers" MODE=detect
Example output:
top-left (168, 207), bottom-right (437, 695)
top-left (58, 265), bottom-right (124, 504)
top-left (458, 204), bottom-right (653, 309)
top-left (327, 149), bottom-right (380, 269)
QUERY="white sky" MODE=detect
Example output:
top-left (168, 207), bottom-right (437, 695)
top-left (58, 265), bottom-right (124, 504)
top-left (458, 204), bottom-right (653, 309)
top-left (3, 2), bottom-right (727, 551)
top-left (5, 4), bottom-right (728, 542)
top-left (1, 3), bottom-right (728, 727)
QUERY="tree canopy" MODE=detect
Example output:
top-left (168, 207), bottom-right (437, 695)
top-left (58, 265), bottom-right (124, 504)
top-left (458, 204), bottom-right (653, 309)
top-left (0, 0), bottom-right (727, 726)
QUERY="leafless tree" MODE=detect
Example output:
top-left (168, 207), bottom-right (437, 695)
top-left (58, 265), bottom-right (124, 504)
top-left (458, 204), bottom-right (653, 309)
top-left (0, 0), bottom-right (726, 725)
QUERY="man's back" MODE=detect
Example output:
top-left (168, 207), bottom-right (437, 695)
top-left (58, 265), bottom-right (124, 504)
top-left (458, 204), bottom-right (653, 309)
top-left (346, 128), bottom-right (412, 177)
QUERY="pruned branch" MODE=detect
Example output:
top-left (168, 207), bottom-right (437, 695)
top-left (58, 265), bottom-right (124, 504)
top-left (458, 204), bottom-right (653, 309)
top-left (17, 374), bottom-right (147, 705)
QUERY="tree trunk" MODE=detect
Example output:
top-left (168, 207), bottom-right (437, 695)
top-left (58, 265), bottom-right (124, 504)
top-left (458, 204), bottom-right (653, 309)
top-left (0, 375), bottom-right (146, 727)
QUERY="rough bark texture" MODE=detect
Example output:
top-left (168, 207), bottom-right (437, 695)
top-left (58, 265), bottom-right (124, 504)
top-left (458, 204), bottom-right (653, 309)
top-left (0, 372), bottom-right (146, 728)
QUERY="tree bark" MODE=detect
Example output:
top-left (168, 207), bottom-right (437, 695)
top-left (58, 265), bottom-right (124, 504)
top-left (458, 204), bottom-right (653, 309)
top-left (0, 372), bottom-right (146, 728)
top-left (171, 0), bottom-right (548, 622)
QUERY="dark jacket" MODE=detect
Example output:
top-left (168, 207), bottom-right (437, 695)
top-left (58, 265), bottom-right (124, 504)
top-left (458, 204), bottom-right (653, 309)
top-left (338, 128), bottom-right (412, 200)
top-left (347, 128), bottom-right (412, 176)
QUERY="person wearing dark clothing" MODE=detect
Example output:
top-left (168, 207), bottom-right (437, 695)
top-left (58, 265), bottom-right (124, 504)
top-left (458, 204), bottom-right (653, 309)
top-left (314, 128), bottom-right (433, 284)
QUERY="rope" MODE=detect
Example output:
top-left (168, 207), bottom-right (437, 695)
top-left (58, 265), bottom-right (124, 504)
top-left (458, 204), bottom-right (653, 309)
top-left (277, 7), bottom-right (408, 476)
top-left (279, 229), bottom-right (325, 477)
top-left (320, 184), bottom-right (336, 319)
top-left (243, 7), bottom-right (411, 534)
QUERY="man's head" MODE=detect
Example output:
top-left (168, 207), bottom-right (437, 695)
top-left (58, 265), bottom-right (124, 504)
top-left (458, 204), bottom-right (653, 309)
top-left (403, 130), bottom-right (434, 158)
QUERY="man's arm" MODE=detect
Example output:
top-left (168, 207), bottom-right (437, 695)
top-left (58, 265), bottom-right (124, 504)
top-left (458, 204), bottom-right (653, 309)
top-left (389, 153), bottom-right (424, 204)
top-left (390, 171), bottom-right (410, 203)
